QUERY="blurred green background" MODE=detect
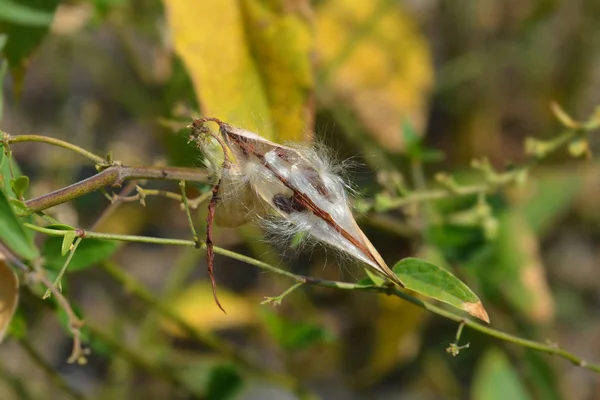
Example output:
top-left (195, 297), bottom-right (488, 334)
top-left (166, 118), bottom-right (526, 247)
top-left (1, 0), bottom-right (600, 399)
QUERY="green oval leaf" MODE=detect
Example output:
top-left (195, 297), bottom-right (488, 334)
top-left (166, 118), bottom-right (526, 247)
top-left (43, 237), bottom-right (119, 272)
top-left (393, 257), bottom-right (489, 323)
top-left (45, 223), bottom-right (75, 231)
top-left (61, 231), bottom-right (76, 256)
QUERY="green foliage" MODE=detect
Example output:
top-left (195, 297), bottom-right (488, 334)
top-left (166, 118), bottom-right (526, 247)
top-left (0, 0), bottom-right (60, 87)
top-left (0, 177), bottom-right (37, 260)
top-left (393, 257), bottom-right (487, 321)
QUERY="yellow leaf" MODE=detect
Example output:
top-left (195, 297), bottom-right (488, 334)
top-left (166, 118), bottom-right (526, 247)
top-left (316, 0), bottom-right (433, 152)
top-left (164, 0), bottom-right (314, 142)
top-left (0, 255), bottom-right (19, 343)
top-left (161, 282), bottom-right (256, 337)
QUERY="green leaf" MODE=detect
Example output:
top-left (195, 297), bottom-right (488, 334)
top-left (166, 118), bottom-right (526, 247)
top-left (364, 268), bottom-right (384, 286)
top-left (0, 147), bottom-right (15, 194)
top-left (472, 348), bottom-right (532, 400)
top-left (0, 0), bottom-right (55, 26)
top-left (0, 0), bottom-right (60, 91)
top-left (44, 223), bottom-right (76, 231)
top-left (43, 237), bottom-right (119, 271)
top-left (0, 151), bottom-right (36, 239)
top-left (9, 198), bottom-right (30, 216)
top-left (0, 188), bottom-right (38, 260)
top-left (10, 175), bottom-right (28, 198)
top-left (164, 0), bottom-right (314, 142)
top-left (393, 257), bottom-right (489, 322)
top-left (205, 364), bottom-right (243, 400)
top-left (355, 277), bottom-right (375, 287)
top-left (61, 231), bottom-right (76, 256)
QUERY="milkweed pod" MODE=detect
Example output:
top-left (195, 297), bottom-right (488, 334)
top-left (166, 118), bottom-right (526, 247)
top-left (195, 119), bottom-right (404, 287)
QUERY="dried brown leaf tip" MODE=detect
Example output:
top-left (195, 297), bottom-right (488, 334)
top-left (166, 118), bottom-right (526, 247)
top-left (462, 301), bottom-right (490, 324)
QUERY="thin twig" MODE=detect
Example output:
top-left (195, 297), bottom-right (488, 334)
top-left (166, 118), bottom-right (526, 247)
top-left (23, 165), bottom-right (208, 213)
top-left (90, 181), bottom-right (138, 230)
top-left (178, 180), bottom-right (200, 244)
top-left (2, 133), bottom-right (106, 164)
top-left (0, 241), bottom-right (87, 364)
top-left (24, 224), bottom-right (600, 374)
top-left (33, 272), bottom-right (86, 364)
top-left (44, 237), bottom-right (82, 297)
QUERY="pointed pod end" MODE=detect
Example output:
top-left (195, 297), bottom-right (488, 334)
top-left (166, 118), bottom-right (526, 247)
top-left (462, 300), bottom-right (490, 324)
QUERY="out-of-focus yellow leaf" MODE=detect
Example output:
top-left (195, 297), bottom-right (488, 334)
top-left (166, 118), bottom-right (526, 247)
top-left (164, 0), bottom-right (314, 142)
top-left (316, 0), bottom-right (433, 152)
top-left (161, 282), bottom-right (256, 337)
top-left (0, 255), bottom-right (19, 342)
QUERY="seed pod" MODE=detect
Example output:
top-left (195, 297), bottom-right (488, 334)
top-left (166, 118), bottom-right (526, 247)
top-left (190, 118), bottom-right (405, 311)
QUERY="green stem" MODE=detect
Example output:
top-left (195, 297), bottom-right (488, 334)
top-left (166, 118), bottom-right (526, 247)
top-left (179, 180), bottom-right (199, 244)
top-left (44, 237), bottom-right (82, 297)
top-left (261, 282), bottom-right (304, 306)
top-left (3, 133), bottom-right (107, 164)
top-left (24, 224), bottom-right (600, 374)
